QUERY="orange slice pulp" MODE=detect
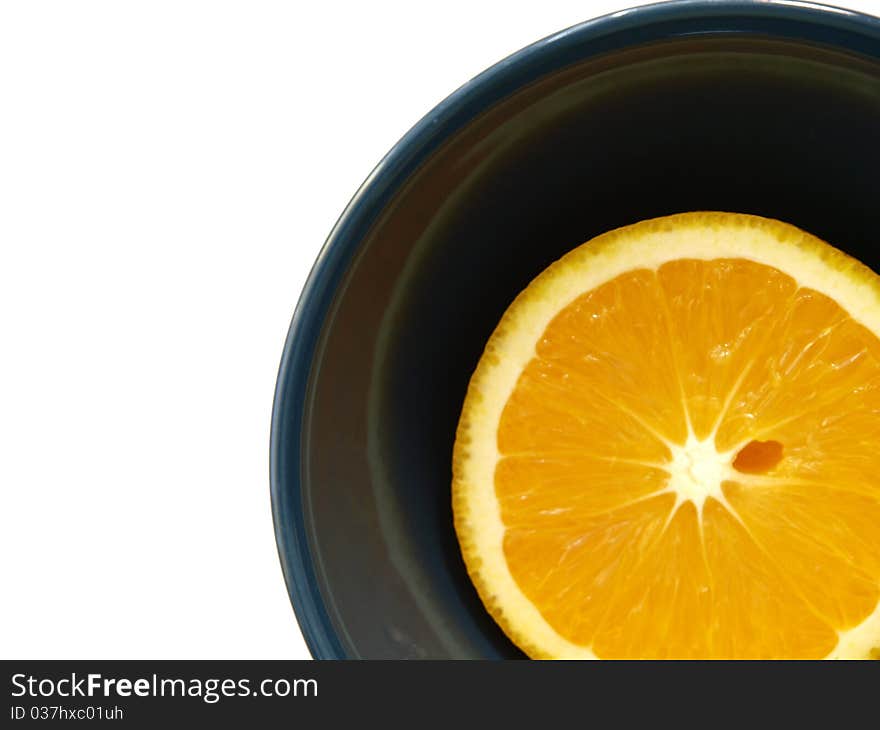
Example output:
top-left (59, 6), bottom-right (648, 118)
top-left (452, 212), bottom-right (880, 659)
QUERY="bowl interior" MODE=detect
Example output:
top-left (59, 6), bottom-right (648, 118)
top-left (296, 33), bottom-right (880, 658)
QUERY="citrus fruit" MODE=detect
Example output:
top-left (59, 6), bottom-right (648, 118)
top-left (452, 211), bottom-right (880, 659)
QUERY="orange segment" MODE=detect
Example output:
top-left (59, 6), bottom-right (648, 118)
top-left (591, 502), bottom-right (713, 659)
top-left (452, 212), bottom-right (880, 659)
top-left (502, 493), bottom-right (674, 648)
top-left (699, 498), bottom-right (838, 659)
top-left (658, 259), bottom-right (796, 440)
top-left (498, 357), bottom-right (672, 462)
top-left (715, 288), bottom-right (880, 451)
top-left (723, 481), bottom-right (880, 630)
top-left (496, 455), bottom-right (669, 528)
top-left (533, 269), bottom-right (688, 445)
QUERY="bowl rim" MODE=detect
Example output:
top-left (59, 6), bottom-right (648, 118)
top-left (270, 0), bottom-right (880, 660)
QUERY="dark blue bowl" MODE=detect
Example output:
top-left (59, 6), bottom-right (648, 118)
top-left (271, 0), bottom-right (880, 659)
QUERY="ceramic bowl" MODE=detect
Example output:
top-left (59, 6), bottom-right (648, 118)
top-left (271, 0), bottom-right (880, 658)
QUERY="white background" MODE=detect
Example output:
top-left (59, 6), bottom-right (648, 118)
top-left (2, 0), bottom-right (879, 659)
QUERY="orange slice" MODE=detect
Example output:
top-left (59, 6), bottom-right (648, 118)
top-left (452, 212), bottom-right (880, 659)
